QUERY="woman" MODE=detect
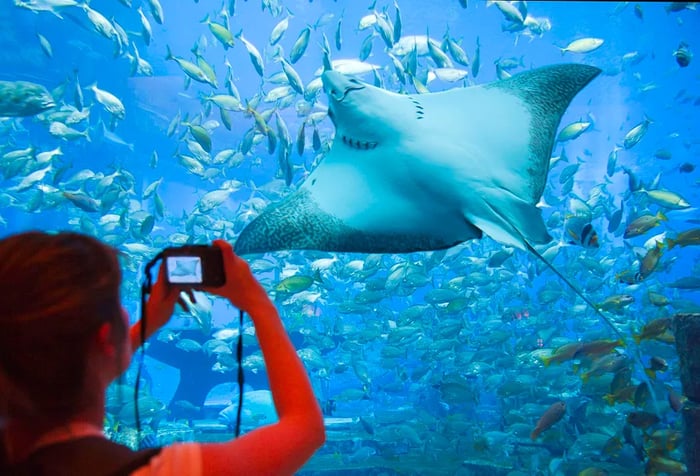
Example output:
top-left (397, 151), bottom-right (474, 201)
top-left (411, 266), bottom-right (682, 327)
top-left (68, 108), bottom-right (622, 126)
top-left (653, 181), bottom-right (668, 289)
top-left (0, 231), bottom-right (325, 475)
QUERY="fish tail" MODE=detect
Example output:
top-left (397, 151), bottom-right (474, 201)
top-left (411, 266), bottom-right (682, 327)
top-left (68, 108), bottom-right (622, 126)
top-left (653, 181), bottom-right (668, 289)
top-left (165, 44), bottom-right (173, 60)
top-left (645, 368), bottom-right (656, 380)
top-left (603, 394), bottom-right (615, 406)
top-left (270, 48), bottom-right (284, 63)
top-left (530, 428), bottom-right (540, 440)
top-left (658, 210), bottom-right (668, 222)
top-left (540, 355), bottom-right (552, 367)
top-left (666, 238), bottom-right (676, 250)
top-left (581, 372), bottom-right (590, 384)
top-left (633, 334), bottom-right (642, 345)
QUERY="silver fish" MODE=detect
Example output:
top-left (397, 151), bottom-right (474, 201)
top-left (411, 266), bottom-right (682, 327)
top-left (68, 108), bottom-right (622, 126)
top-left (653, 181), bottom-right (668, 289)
top-left (623, 116), bottom-right (651, 149)
top-left (289, 27), bottom-right (311, 64)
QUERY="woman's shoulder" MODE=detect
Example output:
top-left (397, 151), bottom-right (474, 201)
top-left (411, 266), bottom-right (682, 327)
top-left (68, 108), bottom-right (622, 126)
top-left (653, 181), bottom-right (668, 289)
top-left (131, 443), bottom-right (202, 476)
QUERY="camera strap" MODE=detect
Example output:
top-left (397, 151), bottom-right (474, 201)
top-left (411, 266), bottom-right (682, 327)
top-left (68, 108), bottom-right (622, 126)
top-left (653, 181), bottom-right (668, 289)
top-left (138, 253), bottom-right (246, 443)
top-left (136, 252), bottom-right (164, 439)
top-left (235, 308), bottom-right (244, 438)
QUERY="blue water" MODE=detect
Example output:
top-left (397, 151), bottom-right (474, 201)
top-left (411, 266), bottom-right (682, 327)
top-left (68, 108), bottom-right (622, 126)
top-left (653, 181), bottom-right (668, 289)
top-left (1, 1), bottom-right (699, 474)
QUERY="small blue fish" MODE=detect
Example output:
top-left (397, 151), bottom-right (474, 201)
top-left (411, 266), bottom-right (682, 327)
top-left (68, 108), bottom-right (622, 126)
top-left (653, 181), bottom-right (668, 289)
top-left (335, 17), bottom-right (342, 51)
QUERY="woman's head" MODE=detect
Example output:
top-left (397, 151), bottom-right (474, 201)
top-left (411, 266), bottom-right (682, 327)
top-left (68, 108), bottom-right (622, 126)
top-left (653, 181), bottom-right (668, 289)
top-left (0, 231), bottom-right (126, 420)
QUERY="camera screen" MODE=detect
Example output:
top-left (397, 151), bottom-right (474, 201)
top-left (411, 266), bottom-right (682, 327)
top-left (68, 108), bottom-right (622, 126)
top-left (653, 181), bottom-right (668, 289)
top-left (166, 256), bottom-right (203, 284)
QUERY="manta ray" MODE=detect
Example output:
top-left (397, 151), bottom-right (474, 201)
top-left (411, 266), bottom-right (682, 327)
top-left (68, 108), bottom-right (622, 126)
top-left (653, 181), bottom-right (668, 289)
top-left (234, 63), bottom-right (601, 257)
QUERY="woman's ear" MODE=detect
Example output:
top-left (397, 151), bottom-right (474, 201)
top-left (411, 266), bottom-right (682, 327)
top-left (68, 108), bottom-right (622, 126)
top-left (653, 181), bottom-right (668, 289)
top-left (95, 321), bottom-right (117, 358)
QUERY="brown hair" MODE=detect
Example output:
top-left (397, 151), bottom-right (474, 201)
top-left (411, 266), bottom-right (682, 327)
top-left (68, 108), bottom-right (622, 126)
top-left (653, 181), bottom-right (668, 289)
top-left (0, 231), bottom-right (125, 420)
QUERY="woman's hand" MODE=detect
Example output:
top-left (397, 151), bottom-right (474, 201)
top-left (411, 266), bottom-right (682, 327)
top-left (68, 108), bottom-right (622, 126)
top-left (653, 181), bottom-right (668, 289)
top-left (133, 263), bottom-right (186, 347)
top-left (147, 263), bottom-right (182, 326)
top-left (133, 240), bottom-right (269, 349)
top-left (202, 240), bottom-right (271, 312)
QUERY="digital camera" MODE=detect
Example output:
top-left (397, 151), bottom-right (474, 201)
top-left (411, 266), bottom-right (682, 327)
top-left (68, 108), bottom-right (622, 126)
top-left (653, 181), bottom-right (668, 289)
top-left (163, 245), bottom-right (226, 287)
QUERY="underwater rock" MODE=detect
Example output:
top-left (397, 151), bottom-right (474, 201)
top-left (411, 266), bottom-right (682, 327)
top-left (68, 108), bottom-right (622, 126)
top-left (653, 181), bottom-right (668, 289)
top-left (673, 313), bottom-right (700, 401)
top-left (673, 313), bottom-right (700, 476)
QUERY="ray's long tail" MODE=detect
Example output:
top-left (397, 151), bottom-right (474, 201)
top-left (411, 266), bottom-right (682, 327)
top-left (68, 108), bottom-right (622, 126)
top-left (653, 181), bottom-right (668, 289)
top-left (523, 241), bottom-right (625, 340)
top-left (522, 240), bottom-right (658, 411)
top-left (491, 203), bottom-right (658, 408)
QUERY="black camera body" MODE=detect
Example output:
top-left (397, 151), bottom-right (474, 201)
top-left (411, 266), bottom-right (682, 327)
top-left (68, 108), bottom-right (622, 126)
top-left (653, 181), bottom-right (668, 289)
top-left (163, 245), bottom-right (226, 287)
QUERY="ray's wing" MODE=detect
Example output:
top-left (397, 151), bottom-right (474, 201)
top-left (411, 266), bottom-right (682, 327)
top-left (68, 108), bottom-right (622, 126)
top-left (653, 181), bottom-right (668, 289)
top-left (459, 64), bottom-right (601, 250)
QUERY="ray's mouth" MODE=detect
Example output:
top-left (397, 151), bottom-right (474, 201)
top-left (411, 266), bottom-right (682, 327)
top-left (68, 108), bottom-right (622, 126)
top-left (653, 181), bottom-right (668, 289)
top-left (341, 135), bottom-right (378, 150)
top-left (323, 72), bottom-right (376, 150)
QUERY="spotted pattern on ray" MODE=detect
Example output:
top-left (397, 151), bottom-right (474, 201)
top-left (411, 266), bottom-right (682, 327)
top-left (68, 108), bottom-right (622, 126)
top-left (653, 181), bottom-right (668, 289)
top-left (237, 189), bottom-right (475, 254)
